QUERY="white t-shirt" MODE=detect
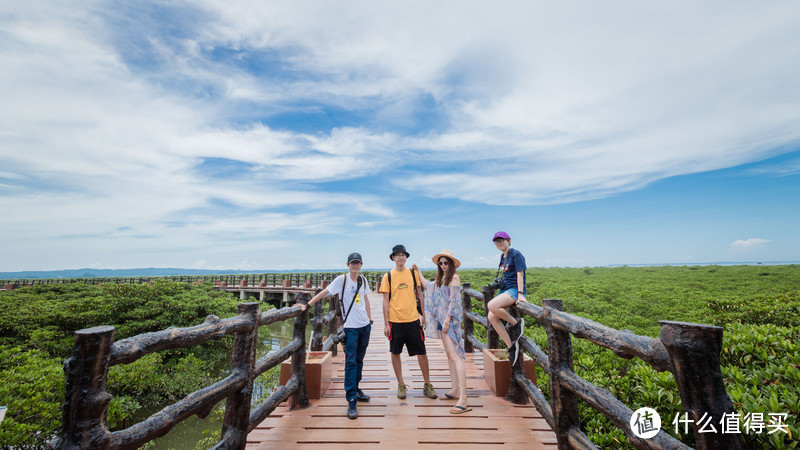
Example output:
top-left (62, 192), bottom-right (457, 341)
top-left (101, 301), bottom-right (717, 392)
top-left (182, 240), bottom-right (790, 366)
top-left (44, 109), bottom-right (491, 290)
top-left (326, 274), bottom-right (371, 328)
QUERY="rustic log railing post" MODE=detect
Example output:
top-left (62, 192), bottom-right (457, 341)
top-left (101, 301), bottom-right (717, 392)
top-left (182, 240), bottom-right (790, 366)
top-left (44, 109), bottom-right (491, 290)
top-left (543, 299), bottom-right (579, 450)
top-left (328, 294), bottom-right (339, 357)
top-left (659, 321), bottom-right (743, 450)
top-left (309, 292), bottom-right (324, 351)
top-left (52, 326), bottom-right (115, 449)
top-left (291, 293), bottom-right (310, 409)
top-left (220, 302), bottom-right (260, 449)
top-left (481, 285), bottom-right (499, 349)
top-left (462, 282), bottom-right (474, 353)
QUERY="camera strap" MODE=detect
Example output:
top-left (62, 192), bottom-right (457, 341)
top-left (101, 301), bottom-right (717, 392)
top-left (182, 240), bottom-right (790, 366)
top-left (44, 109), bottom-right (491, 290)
top-left (495, 254), bottom-right (505, 279)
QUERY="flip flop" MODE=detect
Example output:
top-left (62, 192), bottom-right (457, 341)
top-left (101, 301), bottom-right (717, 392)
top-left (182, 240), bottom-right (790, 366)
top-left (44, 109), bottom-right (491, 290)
top-left (438, 393), bottom-right (457, 400)
top-left (450, 405), bottom-right (472, 414)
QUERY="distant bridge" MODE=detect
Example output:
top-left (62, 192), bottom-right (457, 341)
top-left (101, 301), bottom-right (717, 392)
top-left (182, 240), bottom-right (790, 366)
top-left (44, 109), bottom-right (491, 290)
top-left (0, 272), bottom-right (382, 293)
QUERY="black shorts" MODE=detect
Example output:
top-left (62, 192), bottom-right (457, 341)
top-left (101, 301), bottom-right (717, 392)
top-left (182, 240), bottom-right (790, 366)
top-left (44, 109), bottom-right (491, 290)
top-left (389, 320), bottom-right (426, 356)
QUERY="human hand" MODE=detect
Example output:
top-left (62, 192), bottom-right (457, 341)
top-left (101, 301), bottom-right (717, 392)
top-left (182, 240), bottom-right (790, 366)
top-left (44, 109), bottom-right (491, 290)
top-left (384, 323), bottom-right (391, 339)
top-left (516, 294), bottom-right (527, 304)
top-left (420, 315), bottom-right (426, 330)
top-left (299, 303), bottom-right (308, 312)
top-left (442, 321), bottom-right (450, 334)
top-left (412, 263), bottom-right (419, 272)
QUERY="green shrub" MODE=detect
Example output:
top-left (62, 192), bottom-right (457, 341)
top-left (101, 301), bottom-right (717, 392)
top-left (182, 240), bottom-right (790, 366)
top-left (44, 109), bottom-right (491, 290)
top-left (0, 281), bottom-right (242, 448)
top-left (707, 291), bottom-right (800, 327)
top-left (0, 346), bottom-right (64, 448)
top-left (459, 265), bottom-right (800, 449)
top-left (0, 281), bottom-right (238, 358)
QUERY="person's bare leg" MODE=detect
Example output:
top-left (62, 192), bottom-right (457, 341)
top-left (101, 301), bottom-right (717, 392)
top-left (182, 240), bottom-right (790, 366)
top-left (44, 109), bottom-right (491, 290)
top-left (417, 354), bottom-right (431, 383)
top-left (441, 332), bottom-right (468, 408)
top-left (441, 331), bottom-right (459, 398)
top-left (391, 353), bottom-right (404, 385)
top-left (488, 293), bottom-right (517, 347)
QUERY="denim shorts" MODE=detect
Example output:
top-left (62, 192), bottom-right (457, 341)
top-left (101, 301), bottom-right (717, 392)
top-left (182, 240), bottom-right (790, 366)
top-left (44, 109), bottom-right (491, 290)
top-left (499, 287), bottom-right (519, 300)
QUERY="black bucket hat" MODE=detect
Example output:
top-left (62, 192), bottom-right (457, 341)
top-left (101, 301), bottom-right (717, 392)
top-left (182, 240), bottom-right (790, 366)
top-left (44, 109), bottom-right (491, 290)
top-left (390, 244), bottom-right (410, 260)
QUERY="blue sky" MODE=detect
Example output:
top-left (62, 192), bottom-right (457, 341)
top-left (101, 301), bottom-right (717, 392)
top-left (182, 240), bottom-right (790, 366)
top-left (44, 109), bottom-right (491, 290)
top-left (1, 1), bottom-right (799, 272)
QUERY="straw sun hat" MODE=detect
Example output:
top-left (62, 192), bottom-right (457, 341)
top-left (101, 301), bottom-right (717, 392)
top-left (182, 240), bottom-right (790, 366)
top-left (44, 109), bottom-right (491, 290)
top-left (431, 249), bottom-right (461, 269)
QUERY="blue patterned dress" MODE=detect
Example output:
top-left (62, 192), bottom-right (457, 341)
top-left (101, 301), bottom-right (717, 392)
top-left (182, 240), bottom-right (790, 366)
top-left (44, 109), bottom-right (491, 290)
top-left (423, 280), bottom-right (465, 358)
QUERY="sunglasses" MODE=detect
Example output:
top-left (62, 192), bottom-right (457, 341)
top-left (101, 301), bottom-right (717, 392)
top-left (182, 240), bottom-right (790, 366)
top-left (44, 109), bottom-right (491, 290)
top-left (438, 260), bottom-right (450, 266)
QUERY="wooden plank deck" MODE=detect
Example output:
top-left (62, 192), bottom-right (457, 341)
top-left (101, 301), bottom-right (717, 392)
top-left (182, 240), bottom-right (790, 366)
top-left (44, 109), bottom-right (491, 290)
top-left (247, 292), bottom-right (557, 449)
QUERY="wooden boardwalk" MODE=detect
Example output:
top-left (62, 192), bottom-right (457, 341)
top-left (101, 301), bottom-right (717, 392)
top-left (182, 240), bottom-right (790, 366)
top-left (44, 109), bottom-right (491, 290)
top-left (247, 293), bottom-right (557, 449)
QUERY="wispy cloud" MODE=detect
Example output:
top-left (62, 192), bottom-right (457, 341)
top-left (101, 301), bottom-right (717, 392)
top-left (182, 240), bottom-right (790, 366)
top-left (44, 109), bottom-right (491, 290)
top-left (729, 238), bottom-right (770, 252)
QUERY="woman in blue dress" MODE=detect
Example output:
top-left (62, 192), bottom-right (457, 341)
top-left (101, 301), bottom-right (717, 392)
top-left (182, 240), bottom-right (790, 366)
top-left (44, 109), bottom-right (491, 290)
top-left (413, 249), bottom-right (470, 414)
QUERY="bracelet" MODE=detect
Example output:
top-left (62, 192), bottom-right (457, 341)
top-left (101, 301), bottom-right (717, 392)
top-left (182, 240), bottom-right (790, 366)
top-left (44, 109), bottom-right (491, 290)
top-left (369, 320), bottom-right (374, 324)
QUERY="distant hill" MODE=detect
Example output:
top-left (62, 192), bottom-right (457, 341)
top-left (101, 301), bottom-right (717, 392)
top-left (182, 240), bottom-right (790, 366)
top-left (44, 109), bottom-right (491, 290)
top-left (3, 262), bottom-right (797, 281)
top-left (0, 267), bottom-right (341, 280)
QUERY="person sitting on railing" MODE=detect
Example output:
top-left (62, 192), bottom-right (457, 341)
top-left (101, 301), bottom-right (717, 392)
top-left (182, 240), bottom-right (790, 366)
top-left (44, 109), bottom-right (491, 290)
top-left (380, 244), bottom-right (438, 401)
top-left (487, 231), bottom-right (527, 366)
top-left (301, 252), bottom-right (373, 420)
top-left (413, 249), bottom-right (471, 414)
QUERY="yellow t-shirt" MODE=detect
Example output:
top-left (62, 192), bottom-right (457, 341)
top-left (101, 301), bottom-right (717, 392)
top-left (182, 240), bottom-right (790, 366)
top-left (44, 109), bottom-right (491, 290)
top-left (380, 268), bottom-right (421, 323)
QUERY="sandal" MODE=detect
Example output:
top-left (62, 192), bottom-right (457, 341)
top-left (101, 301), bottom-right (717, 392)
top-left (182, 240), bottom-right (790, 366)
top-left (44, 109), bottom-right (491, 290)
top-left (450, 405), bottom-right (472, 414)
top-left (438, 393), bottom-right (457, 400)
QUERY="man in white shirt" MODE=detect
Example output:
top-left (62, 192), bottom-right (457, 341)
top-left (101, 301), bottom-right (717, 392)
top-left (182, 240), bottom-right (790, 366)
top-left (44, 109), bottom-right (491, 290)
top-left (303, 252), bottom-right (373, 419)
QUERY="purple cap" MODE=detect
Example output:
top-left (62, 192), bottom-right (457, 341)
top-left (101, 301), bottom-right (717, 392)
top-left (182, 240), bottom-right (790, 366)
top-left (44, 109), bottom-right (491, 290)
top-left (492, 231), bottom-right (511, 241)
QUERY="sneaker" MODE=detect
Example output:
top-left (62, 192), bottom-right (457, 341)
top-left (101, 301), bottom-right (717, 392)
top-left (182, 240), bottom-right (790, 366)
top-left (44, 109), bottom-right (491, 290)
top-left (356, 389), bottom-right (371, 402)
top-left (508, 317), bottom-right (525, 343)
top-left (508, 342), bottom-right (520, 366)
top-left (423, 382), bottom-right (438, 399)
top-left (347, 402), bottom-right (358, 420)
top-left (397, 383), bottom-right (408, 399)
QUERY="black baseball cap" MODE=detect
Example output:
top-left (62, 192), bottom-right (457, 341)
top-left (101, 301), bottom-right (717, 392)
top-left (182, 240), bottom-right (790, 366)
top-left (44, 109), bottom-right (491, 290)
top-left (347, 252), bottom-right (363, 264)
top-left (390, 244), bottom-right (410, 260)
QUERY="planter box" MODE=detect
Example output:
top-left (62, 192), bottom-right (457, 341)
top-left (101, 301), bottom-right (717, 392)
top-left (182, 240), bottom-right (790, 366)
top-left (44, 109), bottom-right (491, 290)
top-left (279, 351), bottom-right (332, 399)
top-left (483, 348), bottom-right (537, 397)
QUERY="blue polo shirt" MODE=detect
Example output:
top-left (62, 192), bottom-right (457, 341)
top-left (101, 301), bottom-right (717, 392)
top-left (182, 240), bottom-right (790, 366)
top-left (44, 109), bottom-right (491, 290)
top-left (500, 248), bottom-right (527, 295)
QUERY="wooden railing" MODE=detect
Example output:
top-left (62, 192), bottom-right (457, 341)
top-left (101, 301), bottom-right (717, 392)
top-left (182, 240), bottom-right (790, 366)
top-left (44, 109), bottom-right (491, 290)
top-left (461, 282), bottom-right (743, 450)
top-left (50, 290), bottom-right (346, 449)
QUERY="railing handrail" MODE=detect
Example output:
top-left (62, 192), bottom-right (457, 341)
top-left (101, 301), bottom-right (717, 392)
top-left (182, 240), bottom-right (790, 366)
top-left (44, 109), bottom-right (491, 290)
top-left (50, 291), bottom-right (346, 449)
top-left (460, 282), bottom-right (743, 450)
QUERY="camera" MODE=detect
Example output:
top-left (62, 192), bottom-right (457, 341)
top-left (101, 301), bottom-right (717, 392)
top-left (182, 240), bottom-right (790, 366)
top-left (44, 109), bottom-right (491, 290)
top-left (489, 276), bottom-right (504, 290)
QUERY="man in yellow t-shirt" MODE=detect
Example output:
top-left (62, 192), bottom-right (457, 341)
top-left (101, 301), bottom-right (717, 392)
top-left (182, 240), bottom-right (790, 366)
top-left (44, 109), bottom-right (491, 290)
top-left (380, 244), bottom-right (437, 400)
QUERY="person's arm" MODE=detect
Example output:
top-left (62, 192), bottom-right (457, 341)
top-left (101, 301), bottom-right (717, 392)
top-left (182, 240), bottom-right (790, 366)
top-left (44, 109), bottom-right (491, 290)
top-left (382, 292), bottom-right (390, 338)
top-left (300, 288), bottom-right (330, 311)
top-left (516, 271), bottom-right (526, 303)
top-left (412, 264), bottom-right (425, 285)
top-left (416, 277), bottom-right (426, 329)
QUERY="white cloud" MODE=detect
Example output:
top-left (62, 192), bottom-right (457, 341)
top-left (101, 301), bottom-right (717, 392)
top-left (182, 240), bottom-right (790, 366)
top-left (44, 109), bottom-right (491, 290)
top-left (729, 238), bottom-right (770, 251)
top-left (1, 1), bottom-right (799, 270)
top-left (176, 1), bottom-right (800, 205)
